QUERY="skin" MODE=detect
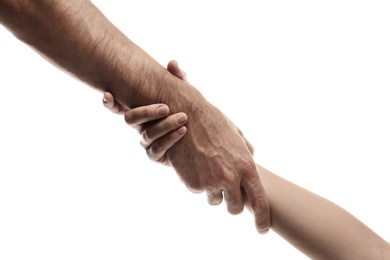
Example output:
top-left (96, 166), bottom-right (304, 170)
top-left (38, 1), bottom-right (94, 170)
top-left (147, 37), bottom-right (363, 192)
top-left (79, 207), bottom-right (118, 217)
top-left (103, 60), bottom-right (254, 166)
top-left (0, 0), bottom-right (270, 232)
top-left (105, 62), bottom-right (390, 259)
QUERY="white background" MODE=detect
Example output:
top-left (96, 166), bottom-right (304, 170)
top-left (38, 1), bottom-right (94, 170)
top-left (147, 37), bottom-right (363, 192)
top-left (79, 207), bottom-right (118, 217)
top-left (1, 1), bottom-right (389, 259)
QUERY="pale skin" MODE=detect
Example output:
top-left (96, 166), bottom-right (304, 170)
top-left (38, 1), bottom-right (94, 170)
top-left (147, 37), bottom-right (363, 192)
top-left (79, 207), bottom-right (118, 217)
top-left (0, 0), bottom-right (270, 232)
top-left (104, 62), bottom-right (390, 259)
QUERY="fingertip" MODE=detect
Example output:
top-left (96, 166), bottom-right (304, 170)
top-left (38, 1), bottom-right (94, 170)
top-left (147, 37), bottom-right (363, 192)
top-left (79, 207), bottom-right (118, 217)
top-left (228, 205), bottom-right (245, 215)
top-left (175, 113), bottom-right (188, 125)
top-left (103, 92), bottom-right (112, 101)
top-left (102, 93), bottom-right (108, 105)
top-left (102, 97), bottom-right (113, 110)
top-left (248, 191), bottom-right (271, 236)
top-left (257, 228), bottom-right (270, 235)
top-left (206, 190), bottom-right (223, 206)
top-left (208, 198), bottom-right (223, 206)
top-left (176, 126), bottom-right (187, 135)
top-left (255, 211), bottom-right (271, 235)
top-left (156, 104), bottom-right (169, 116)
top-left (168, 59), bottom-right (178, 66)
top-left (103, 92), bottom-right (116, 108)
top-left (225, 195), bottom-right (245, 215)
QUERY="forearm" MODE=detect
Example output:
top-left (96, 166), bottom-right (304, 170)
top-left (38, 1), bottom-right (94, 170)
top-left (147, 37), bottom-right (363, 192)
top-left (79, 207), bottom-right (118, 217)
top-left (0, 0), bottom-right (203, 110)
top-left (257, 164), bottom-right (389, 259)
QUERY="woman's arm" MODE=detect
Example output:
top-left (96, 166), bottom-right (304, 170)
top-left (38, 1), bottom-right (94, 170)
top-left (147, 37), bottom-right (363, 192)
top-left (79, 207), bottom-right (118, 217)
top-left (257, 165), bottom-right (389, 259)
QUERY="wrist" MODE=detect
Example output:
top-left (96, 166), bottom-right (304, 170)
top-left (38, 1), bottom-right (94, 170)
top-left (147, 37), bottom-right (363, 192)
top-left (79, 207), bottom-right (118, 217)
top-left (154, 73), bottom-right (209, 117)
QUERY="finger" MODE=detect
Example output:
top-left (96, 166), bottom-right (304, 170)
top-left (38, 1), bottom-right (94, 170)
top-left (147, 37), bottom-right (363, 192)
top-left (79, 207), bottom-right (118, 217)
top-left (206, 189), bottom-right (223, 206)
top-left (140, 112), bottom-right (187, 148)
top-left (103, 92), bottom-right (127, 115)
top-left (146, 126), bottom-right (187, 162)
top-left (241, 187), bottom-right (253, 213)
top-left (221, 177), bottom-right (245, 215)
top-left (241, 168), bottom-right (271, 234)
top-left (167, 60), bottom-right (188, 82)
top-left (124, 104), bottom-right (169, 127)
top-left (103, 92), bottom-right (115, 109)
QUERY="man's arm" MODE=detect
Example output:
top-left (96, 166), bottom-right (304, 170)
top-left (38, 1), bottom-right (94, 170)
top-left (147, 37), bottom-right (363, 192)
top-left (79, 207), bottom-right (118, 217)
top-left (0, 0), bottom-right (190, 108)
top-left (0, 0), bottom-right (270, 232)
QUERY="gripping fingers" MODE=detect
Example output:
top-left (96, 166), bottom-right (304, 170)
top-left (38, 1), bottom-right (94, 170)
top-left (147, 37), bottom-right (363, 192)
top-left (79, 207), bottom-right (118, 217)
top-left (241, 171), bottom-right (271, 234)
top-left (140, 112), bottom-right (188, 148)
top-left (146, 126), bottom-right (187, 162)
top-left (222, 183), bottom-right (245, 215)
top-left (103, 92), bottom-right (127, 115)
top-left (124, 104), bottom-right (170, 128)
top-left (167, 60), bottom-right (188, 82)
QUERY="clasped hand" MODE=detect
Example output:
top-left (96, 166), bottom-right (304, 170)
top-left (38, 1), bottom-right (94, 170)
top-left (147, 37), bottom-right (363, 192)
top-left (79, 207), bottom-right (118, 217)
top-left (103, 60), bottom-right (271, 234)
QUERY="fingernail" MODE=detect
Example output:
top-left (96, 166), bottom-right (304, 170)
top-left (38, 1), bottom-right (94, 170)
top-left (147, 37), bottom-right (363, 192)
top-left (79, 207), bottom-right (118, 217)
top-left (177, 126), bottom-right (187, 135)
top-left (102, 98), bottom-right (107, 104)
top-left (175, 114), bottom-right (187, 124)
top-left (156, 105), bottom-right (168, 115)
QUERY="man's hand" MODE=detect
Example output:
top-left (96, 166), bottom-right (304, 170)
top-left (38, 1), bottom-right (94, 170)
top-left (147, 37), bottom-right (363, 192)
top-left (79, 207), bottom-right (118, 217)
top-left (104, 60), bottom-right (270, 234)
top-left (1, 0), bottom-right (269, 233)
top-left (168, 103), bottom-right (270, 233)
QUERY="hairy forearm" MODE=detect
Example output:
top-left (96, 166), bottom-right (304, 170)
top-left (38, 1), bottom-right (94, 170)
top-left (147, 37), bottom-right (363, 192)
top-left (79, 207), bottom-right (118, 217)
top-left (257, 165), bottom-right (389, 259)
top-left (0, 0), bottom-right (203, 110)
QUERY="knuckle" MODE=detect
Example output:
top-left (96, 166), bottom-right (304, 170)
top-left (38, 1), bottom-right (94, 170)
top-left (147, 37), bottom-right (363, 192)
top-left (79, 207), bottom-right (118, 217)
top-left (139, 138), bottom-right (148, 149)
top-left (183, 177), bottom-right (203, 192)
top-left (149, 141), bottom-right (164, 157)
top-left (251, 197), bottom-right (269, 213)
top-left (142, 129), bottom-right (151, 142)
top-left (188, 182), bottom-right (203, 192)
top-left (222, 173), bottom-right (239, 188)
top-left (145, 147), bottom-right (159, 162)
top-left (141, 109), bottom-right (152, 121)
top-left (237, 156), bottom-right (256, 177)
top-left (124, 112), bottom-right (134, 125)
